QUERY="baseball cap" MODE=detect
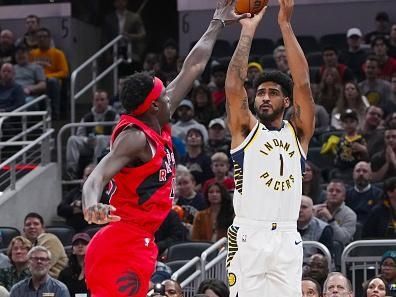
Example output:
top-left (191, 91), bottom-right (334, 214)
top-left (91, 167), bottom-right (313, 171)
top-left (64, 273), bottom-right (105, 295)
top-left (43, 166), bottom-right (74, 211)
top-left (340, 109), bottom-right (359, 122)
top-left (347, 28), bottom-right (362, 38)
top-left (72, 233), bottom-right (91, 245)
top-left (178, 99), bottom-right (194, 111)
top-left (248, 62), bottom-right (263, 73)
top-left (208, 118), bottom-right (226, 129)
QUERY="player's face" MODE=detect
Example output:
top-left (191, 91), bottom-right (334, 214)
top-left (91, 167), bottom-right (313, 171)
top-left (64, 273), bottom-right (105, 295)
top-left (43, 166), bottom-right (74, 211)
top-left (366, 278), bottom-right (387, 297)
top-left (302, 280), bottom-right (320, 297)
top-left (207, 185), bottom-right (222, 205)
top-left (254, 81), bottom-right (289, 124)
top-left (23, 217), bottom-right (44, 241)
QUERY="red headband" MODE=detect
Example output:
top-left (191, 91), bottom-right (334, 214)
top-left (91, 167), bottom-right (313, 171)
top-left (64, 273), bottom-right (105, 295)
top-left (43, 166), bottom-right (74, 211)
top-left (131, 77), bottom-right (164, 116)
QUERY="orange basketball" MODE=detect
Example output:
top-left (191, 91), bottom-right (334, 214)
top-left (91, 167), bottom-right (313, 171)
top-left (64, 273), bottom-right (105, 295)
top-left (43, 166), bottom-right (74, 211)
top-left (235, 0), bottom-right (268, 14)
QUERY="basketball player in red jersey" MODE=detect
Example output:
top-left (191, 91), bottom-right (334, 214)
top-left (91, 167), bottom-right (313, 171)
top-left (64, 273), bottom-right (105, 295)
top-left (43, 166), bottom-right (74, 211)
top-left (81, 1), bottom-right (250, 296)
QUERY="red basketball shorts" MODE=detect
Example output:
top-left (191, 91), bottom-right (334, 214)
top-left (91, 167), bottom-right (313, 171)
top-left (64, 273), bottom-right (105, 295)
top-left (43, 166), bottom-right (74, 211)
top-left (85, 222), bottom-right (158, 297)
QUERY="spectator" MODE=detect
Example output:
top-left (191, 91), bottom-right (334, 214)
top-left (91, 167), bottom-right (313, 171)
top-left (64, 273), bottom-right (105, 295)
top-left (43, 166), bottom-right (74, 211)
top-left (0, 286), bottom-right (7, 297)
top-left (314, 180), bottom-right (357, 246)
top-left (298, 196), bottom-right (333, 260)
top-left (158, 39), bottom-right (178, 84)
top-left (142, 52), bottom-right (159, 72)
top-left (346, 161), bottom-right (383, 224)
top-left (273, 45), bottom-right (290, 75)
top-left (172, 99), bottom-right (208, 145)
top-left (191, 84), bottom-right (218, 127)
top-left (390, 24), bottom-right (396, 58)
top-left (149, 261), bottom-right (172, 289)
top-left (155, 209), bottom-right (187, 256)
top-left (208, 63), bottom-right (227, 114)
top-left (246, 62), bottom-right (263, 84)
top-left (9, 246), bottom-right (70, 297)
top-left (363, 177), bottom-right (396, 239)
top-left (0, 236), bottom-right (31, 291)
top-left (362, 276), bottom-right (390, 297)
top-left (202, 152), bottom-right (234, 194)
top-left (205, 117), bottom-right (231, 156)
top-left (0, 30), bottom-right (15, 65)
top-left (16, 15), bottom-right (54, 50)
top-left (0, 63), bottom-right (25, 112)
top-left (191, 182), bottom-right (234, 242)
top-left (58, 233), bottom-right (90, 297)
top-left (365, 12), bottom-right (391, 44)
top-left (196, 279), bottom-right (229, 297)
top-left (322, 272), bottom-right (353, 297)
top-left (29, 27), bottom-right (69, 118)
top-left (22, 213), bottom-right (68, 278)
top-left (359, 55), bottom-right (392, 112)
top-left (360, 105), bottom-right (385, 157)
top-left (371, 128), bottom-right (396, 182)
top-left (379, 251), bottom-right (396, 295)
top-left (340, 28), bottom-right (369, 82)
top-left (180, 127), bottom-right (213, 187)
top-left (103, 0), bottom-right (146, 63)
top-left (302, 277), bottom-right (322, 297)
top-left (316, 66), bottom-right (343, 114)
top-left (0, 254), bottom-right (9, 270)
top-left (303, 254), bottom-right (329, 289)
top-left (162, 279), bottom-right (183, 297)
top-left (371, 36), bottom-right (396, 81)
top-left (331, 81), bottom-right (369, 130)
top-left (302, 161), bottom-right (325, 205)
top-left (65, 90), bottom-right (118, 179)
top-left (13, 43), bottom-right (46, 103)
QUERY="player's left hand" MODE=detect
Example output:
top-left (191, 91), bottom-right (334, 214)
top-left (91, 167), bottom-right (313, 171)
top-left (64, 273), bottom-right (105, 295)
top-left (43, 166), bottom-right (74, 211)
top-left (278, 0), bottom-right (294, 24)
top-left (83, 203), bottom-right (121, 225)
top-left (213, 0), bottom-right (251, 26)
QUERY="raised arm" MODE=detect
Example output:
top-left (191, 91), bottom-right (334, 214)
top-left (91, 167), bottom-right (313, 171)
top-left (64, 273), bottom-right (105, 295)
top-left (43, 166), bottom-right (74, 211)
top-left (278, 0), bottom-right (315, 154)
top-left (167, 0), bottom-right (249, 115)
top-left (225, 9), bottom-right (266, 148)
top-left (82, 129), bottom-right (148, 224)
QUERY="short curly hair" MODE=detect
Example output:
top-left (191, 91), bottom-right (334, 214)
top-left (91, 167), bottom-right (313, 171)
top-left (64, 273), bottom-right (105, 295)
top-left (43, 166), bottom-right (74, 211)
top-left (254, 71), bottom-right (293, 100)
top-left (120, 72), bottom-right (155, 113)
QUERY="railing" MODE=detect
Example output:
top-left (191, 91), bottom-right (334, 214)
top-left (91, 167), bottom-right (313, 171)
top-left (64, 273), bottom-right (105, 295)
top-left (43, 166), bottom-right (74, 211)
top-left (304, 240), bottom-right (333, 272)
top-left (70, 34), bottom-right (131, 124)
top-left (56, 121), bottom-right (116, 185)
top-left (201, 237), bottom-right (227, 282)
top-left (341, 239), bottom-right (396, 293)
top-left (0, 129), bottom-right (54, 191)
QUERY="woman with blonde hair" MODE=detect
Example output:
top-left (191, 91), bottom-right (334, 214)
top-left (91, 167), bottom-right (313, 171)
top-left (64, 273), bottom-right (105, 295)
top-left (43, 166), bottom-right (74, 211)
top-left (0, 236), bottom-right (31, 290)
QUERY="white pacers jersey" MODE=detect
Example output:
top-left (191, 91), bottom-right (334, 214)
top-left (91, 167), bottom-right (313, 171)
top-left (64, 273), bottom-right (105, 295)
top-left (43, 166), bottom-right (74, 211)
top-left (230, 120), bottom-right (306, 222)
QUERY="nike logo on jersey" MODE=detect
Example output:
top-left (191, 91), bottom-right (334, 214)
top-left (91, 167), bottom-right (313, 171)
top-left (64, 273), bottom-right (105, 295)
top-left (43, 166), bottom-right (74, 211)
top-left (295, 240), bottom-right (302, 245)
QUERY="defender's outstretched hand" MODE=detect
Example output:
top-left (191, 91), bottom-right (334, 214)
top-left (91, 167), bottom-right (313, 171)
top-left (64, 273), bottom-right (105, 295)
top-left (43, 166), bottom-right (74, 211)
top-left (83, 203), bottom-right (121, 225)
top-left (213, 0), bottom-right (252, 26)
top-left (278, 0), bottom-right (294, 24)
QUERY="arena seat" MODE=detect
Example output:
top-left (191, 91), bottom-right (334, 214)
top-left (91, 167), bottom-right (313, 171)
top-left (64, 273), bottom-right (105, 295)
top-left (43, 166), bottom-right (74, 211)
top-left (259, 54), bottom-right (277, 69)
top-left (166, 260), bottom-right (195, 283)
top-left (0, 227), bottom-right (20, 249)
top-left (45, 225), bottom-right (75, 246)
top-left (319, 33), bottom-right (347, 51)
top-left (307, 51), bottom-right (323, 67)
top-left (296, 35), bottom-right (320, 54)
top-left (166, 241), bottom-right (213, 262)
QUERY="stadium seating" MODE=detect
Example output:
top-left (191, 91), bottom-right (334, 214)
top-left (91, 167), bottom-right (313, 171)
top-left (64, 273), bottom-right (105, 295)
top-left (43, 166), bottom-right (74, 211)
top-left (45, 225), bottom-right (75, 246)
top-left (166, 241), bottom-right (214, 262)
top-left (0, 227), bottom-right (20, 249)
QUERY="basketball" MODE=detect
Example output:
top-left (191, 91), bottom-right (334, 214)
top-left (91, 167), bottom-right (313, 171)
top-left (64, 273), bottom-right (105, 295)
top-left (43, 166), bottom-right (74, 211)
top-left (235, 0), bottom-right (268, 14)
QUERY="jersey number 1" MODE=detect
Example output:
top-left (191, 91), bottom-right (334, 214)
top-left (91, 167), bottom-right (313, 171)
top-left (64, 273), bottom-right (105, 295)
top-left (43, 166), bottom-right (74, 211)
top-left (279, 154), bottom-right (284, 176)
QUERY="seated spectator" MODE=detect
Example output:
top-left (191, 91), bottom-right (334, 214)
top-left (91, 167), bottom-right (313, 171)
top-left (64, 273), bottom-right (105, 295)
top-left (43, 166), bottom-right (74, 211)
top-left (0, 63), bottom-right (25, 112)
top-left (191, 84), bottom-right (218, 127)
top-left (246, 62), bottom-right (263, 84)
top-left (180, 127), bottom-right (213, 187)
top-left (0, 285), bottom-right (8, 297)
top-left (175, 170), bottom-right (207, 226)
top-left (16, 15), bottom-right (41, 50)
top-left (172, 99), bottom-right (208, 145)
top-left (149, 261), bottom-right (172, 290)
top-left (191, 182), bottom-right (234, 242)
top-left (360, 105), bottom-right (385, 157)
top-left (314, 180), bottom-right (357, 246)
top-left (205, 117), bottom-right (231, 156)
top-left (363, 177), bottom-right (396, 239)
top-left (22, 213), bottom-right (68, 278)
top-left (371, 128), bottom-right (396, 182)
top-left (298, 196), bottom-right (333, 260)
top-left (58, 233), bottom-right (90, 297)
top-left (0, 236), bottom-right (31, 291)
top-left (302, 161), bottom-right (325, 205)
top-left (157, 39), bottom-right (178, 84)
top-left (371, 36), bottom-right (396, 81)
top-left (273, 45), bottom-right (290, 75)
top-left (362, 276), bottom-right (390, 297)
top-left (196, 279), bottom-right (229, 297)
top-left (9, 246), bottom-right (69, 297)
top-left (66, 90), bottom-right (118, 179)
top-left (29, 27), bottom-right (69, 118)
top-left (386, 111), bottom-right (396, 129)
top-left (365, 12), bottom-right (391, 44)
top-left (155, 209), bottom-right (187, 256)
top-left (331, 81), bottom-right (369, 130)
top-left (0, 30), bottom-right (16, 65)
top-left (13, 43), bottom-right (46, 103)
top-left (303, 253), bottom-right (329, 289)
top-left (346, 161), bottom-right (383, 224)
top-left (202, 152), bottom-right (235, 194)
top-left (142, 52), bottom-right (159, 72)
top-left (208, 63), bottom-right (227, 114)
top-left (316, 66), bottom-right (343, 114)
top-left (379, 251), bottom-right (396, 295)
top-left (322, 272), bottom-right (353, 297)
top-left (302, 277), bottom-right (322, 297)
top-left (340, 28), bottom-right (369, 82)
top-left (162, 279), bottom-right (183, 297)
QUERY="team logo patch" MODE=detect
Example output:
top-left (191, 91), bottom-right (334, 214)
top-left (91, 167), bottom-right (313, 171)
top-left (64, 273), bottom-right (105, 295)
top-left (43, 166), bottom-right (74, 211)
top-left (228, 272), bottom-right (237, 287)
top-left (116, 271), bottom-right (140, 296)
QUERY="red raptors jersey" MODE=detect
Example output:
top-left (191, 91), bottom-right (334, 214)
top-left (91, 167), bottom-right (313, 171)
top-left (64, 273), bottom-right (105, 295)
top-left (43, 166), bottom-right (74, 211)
top-left (108, 114), bottom-right (175, 234)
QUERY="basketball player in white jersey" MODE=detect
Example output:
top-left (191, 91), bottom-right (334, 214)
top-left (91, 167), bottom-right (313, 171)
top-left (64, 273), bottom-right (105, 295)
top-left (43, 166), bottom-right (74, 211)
top-left (224, 0), bottom-right (315, 296)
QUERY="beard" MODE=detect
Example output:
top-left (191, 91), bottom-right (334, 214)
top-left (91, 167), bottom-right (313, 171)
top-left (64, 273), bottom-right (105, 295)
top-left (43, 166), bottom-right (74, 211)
top-left (255, 104), bottom-right (285, 125)
top-left (355, 177), bottom-right (369, 188)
